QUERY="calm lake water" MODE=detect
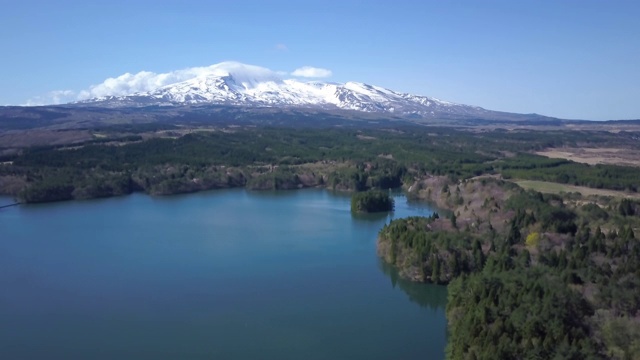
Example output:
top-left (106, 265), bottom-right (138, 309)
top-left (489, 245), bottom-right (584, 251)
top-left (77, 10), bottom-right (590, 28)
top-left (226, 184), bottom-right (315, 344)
top-left (0, 189), bottom-right (447, 359)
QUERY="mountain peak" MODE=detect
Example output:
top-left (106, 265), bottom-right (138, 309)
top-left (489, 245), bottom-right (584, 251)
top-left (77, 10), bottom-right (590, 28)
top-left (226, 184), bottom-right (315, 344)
top-left (203, 62), bottom-right (284, 90)
top-left (74, 61), bottom-right (528, 121)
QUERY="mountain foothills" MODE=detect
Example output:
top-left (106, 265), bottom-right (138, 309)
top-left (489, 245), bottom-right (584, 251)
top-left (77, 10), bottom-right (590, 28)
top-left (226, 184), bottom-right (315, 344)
top-left (1, 62), bottom-right (640, 359)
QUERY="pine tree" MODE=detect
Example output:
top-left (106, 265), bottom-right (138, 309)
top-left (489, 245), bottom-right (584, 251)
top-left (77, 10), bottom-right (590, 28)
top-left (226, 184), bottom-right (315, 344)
top-left (432, 255), bottom-right (441, 283)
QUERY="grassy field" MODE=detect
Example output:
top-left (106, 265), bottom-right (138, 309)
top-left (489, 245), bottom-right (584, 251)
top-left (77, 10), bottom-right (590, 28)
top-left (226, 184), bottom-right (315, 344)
top-left (536, 147), bottom-right (640, 167)
top-left (514, 180), bottom-right (640, 199)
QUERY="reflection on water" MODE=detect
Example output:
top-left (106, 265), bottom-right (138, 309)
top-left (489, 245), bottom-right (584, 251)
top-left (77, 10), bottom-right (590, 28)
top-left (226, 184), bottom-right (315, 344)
top-left (378, 259), bottom-right (448, 311)
top-left (351, 211), bottom-right (391, 222)
top-left (0, 190), bottom-right (447, 359)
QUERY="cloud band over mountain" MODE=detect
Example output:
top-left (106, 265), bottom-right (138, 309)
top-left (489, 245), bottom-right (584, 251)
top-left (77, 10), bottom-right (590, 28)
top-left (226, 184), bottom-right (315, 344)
top-left (291, 66), bottom-right (333, 78)
top-left (26, 62), bottom-right (333, 105)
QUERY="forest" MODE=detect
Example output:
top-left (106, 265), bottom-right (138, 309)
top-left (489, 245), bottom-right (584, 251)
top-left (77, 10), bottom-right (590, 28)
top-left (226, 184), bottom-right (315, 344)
top-left (1, 121), bottom-right (640, 358)
top-left (378, 178), bottom-right (640, 359)
top-left (350, 189), bottom-right (394, 213)
top-left (1, 124), bottom-right (639, 203)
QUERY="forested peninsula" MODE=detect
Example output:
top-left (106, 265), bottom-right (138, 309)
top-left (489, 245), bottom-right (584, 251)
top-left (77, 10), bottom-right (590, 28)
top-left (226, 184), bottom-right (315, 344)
top-left (1, 123), bottom-right (640, 358)
top-left (379, 176), bottom-right (640, 359)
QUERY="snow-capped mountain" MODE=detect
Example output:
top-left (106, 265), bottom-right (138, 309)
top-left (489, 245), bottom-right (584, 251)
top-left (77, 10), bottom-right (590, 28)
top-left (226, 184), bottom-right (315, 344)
top-left (75, 63), bottom-right (486, 117)
top-left (74, 62), bottom-right (501, 120)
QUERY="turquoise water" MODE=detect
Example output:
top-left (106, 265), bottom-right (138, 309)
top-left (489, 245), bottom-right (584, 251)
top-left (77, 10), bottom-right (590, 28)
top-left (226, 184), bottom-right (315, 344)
top-left (0, 189), bottom-right (447, 359)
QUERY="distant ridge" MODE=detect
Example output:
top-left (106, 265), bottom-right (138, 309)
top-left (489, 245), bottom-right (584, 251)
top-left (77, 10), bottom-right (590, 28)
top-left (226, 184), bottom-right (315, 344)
top-left (71, 62), bottom-right (553, 122)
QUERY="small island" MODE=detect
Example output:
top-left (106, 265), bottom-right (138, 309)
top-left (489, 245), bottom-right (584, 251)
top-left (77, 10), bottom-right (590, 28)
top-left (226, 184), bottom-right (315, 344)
top-left (351, 190), bottom-right (394, 213)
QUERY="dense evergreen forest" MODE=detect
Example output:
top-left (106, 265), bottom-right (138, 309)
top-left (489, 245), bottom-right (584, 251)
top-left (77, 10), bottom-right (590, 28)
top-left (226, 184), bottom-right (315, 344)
top-left (350, 190), bottom-right (394, 213)
top-left (1, 122), bottom-right (640, 358)
top-left (379, 178), bottom-right (640, 359)
top-left (1, 124), bottom-right (639, 203)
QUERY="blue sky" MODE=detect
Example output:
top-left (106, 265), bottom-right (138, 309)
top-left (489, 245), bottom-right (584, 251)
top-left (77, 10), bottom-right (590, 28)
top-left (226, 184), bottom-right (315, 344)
top-left (2, 0), bottom-right (639, 120)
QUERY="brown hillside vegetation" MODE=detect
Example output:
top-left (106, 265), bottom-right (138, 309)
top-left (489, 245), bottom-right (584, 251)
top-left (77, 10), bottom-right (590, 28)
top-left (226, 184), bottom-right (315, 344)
top-left (536, 147), bottom-right (640, 168)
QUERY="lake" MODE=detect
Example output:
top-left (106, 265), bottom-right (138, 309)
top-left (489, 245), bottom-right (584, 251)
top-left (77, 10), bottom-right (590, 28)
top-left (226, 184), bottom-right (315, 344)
top-left (0, 189), bottom-right (447, 359)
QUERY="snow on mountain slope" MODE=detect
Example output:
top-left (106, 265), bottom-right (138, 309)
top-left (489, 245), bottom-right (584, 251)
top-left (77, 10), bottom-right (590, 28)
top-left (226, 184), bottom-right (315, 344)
top-left (74, 62), bottom-right (491, 119)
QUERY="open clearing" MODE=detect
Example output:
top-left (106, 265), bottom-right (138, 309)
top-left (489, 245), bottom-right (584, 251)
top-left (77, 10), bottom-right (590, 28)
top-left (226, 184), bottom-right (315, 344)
top-left (514, 180), bottom-right (640, 199)
top-left (536, 147), bottom-right (640, 167)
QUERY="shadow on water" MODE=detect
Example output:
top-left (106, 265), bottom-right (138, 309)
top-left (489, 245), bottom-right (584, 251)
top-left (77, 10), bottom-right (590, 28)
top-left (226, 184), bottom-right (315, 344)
top-left (350, 211), bottom-right (391, 222)
top-left (378, 259), bottom-right (448, 311)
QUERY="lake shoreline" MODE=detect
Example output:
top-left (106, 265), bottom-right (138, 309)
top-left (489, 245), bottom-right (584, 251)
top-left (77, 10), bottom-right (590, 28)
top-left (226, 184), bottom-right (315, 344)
top-left (0, 186), bottom-right (448, 359)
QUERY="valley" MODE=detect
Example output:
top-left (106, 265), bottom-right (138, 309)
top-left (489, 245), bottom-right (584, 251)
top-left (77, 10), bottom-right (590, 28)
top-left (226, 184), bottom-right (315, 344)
top-left (1, 63), bottom-right (640, 360)
top-left (3, 0), bottom-right (640, 358)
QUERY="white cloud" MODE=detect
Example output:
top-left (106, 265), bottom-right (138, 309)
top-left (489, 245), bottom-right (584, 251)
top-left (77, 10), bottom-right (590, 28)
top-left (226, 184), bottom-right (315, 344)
top-left (25, 64), bottom-right (234, 105)
top-left (25, 90), bottom-right (77, 106)
top-left (77, 68), bottom-right (207, 100)
top-left (50, 90), bottom-right (75, 103)
top-left (291, 66), bottom-right (333, 78)
top-left (24, 62), bottom-right (334, 105)
top-left (274, 43), bottom-right (288, 51)
top-left (76, 62), bottom-right (286, 100)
